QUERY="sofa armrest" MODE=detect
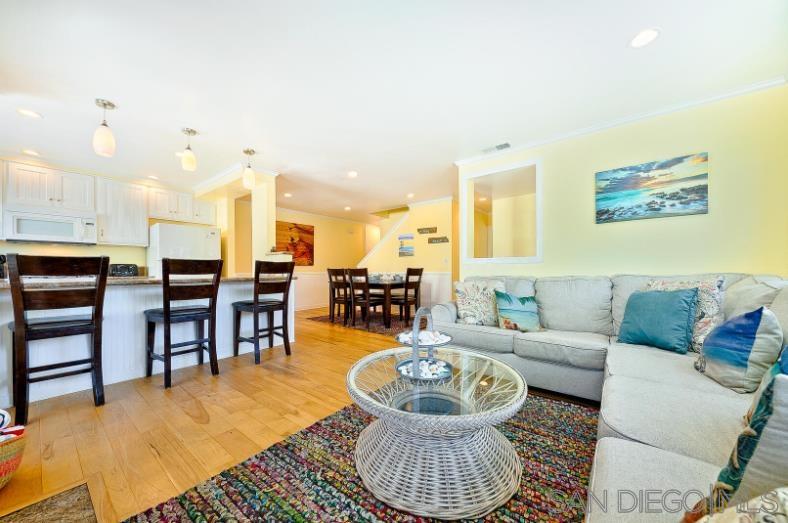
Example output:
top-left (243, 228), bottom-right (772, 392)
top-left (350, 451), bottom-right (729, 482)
top-left (430, 302), bottom-right (458, 324)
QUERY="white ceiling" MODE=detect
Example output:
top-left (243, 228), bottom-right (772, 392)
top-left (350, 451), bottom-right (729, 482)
top-left (1, 1), bottom-right (786, 223)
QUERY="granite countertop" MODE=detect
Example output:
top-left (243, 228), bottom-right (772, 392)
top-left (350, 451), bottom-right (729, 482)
top-left (0, 275), bottom-right (295, 290)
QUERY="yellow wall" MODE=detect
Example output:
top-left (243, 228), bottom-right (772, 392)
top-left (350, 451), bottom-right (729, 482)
top-left (360, 198), bottom-right (454, 273)
top-left (473, 210), bottom-right (491, 257)
top-left (459, 85), bottom-right (788, 278)
top-left (0, 241), bottom-right (145, 265)
top-left (234, 198), bottom-right (253, 274)
top-left (490, 193), bottom-right (537, 257)
top-left (274, 207), bottom-right (369, 273)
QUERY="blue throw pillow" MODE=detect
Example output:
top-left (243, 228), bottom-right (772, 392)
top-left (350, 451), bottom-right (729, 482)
top-left (618, 288), bottom-right (698, 354)
top-left (695, 307), bottom-right (784, 393)
top-left (494, 290), bottom-right (540, 332)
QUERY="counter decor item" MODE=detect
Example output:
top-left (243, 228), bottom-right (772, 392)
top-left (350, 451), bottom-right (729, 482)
top-left (0, 408), bottom-right (25, 490)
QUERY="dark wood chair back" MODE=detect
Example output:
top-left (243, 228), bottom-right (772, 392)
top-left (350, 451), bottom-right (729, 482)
top-left (345, 268), bottom-right (371, 299)
top-left (327, 268), bottom-right (349, 301)
top-left (404, 267), bottom-right (424, 302)
top-left (161, 258), bottom-right (223, 314)
top-left (253, 261), bottom-right (295, 303)
top-left (7, 254), bottom-right (110, 325)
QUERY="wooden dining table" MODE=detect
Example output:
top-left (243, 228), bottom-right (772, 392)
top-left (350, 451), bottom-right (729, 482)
top-left (368, 279), bottom-right (406, 328)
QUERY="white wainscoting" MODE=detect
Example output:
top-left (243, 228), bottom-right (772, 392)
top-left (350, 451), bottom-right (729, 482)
top-left (294, 271), bottom-right (452, 313)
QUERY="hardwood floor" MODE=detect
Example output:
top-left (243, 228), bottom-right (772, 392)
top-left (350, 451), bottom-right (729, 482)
top-left (0, 307), bottom-right (396, 521)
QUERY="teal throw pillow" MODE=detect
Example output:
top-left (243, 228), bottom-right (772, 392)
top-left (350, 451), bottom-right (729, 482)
top-left (618, 288), bottom-right (698, 353)
top-left (494, 290), bottom-right (540, 332)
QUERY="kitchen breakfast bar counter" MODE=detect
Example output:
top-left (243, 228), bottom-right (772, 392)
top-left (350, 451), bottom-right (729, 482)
top-left (0, 275), bottom-right (296, 408)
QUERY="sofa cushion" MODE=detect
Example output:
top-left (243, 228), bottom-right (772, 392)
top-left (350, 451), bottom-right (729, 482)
top-left (605, 342), bottom-right (744, 398)
top-left (494, 290), bottom-right (540, 332)
top-left (587, 438), bottom-right (721, 523)
top-left (534, 276), bottom-right (613, 335)
top-left (455, 279), bottom-right (504, 326)
top-left (599, 375), bottom-right (751, 466)
top-left (466, 276), bottom-right (535, 298)
top-left (513, 330), bottom-right (608, 370)
top-left (432, 322), bottom-right (514, 353)
top-left (723, 275), bottom-right (787, 320)
top-left (611, 273), bottom-right (747, 335)
top-left (696, 307), bottom-right (784, 393)
top-left (770, 286), bottom-right (788, 339)
top-left (618, 288), bottom-right (698, 354)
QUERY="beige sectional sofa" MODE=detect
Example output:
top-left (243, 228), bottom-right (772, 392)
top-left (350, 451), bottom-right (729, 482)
top-left (430, 273), bottom-right (788, 521)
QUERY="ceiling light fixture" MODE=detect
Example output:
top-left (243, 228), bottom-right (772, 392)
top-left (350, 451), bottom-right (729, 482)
top-left (630, 28), bottom-right (660, 48)
top-left (479, 197), bottom-right (488, 202)
top-left (344, 206), bottom-right (351, 211)
top-left (22, 149), bottom-right (40, 157)
top-left (242, 148), bottom-right (256, 190)
top-left (406, 193), bottom-right (414, 199)
top-left (347, 171), bottom-right (358, 178)
top-left (17, 108), bottom-right (42, 119)
top-left (180, 128), bottom-right (198, 171)
top-left (283, 192), bottom-right (292, 198)
top-left (93, 99), bottom-right (117, 157)
top-left (148, 175), bottom-right (159, 180)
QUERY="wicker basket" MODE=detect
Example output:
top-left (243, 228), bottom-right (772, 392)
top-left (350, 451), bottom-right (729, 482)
top-left (0, 434), bottom-right (26, 490)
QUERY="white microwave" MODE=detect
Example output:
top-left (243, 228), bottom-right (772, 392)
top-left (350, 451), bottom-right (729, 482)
top-left (3, 211), bottom-right (98, 244)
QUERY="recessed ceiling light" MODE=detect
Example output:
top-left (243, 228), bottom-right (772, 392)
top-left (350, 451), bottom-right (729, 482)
top-left (344, 206), bottom-right (351, 211)
top-left (17, 108), bottom-right (42, 119)
top-left (148, 175), bottom-right (159, 180)
top-left (283, 192), bottom-right (292, 198)
top-left (479, 197), bottom-right (488, 202)
top-left (175, 151), bottom-right (183, 157)
top-left (22, 148), bottom-right (40, 157)
top-left (630, 28), bottom-right (660, 48)
top-left (406, 193), bottom-right (414, 199)
top-left (347, 171), bottom-right (358, 178)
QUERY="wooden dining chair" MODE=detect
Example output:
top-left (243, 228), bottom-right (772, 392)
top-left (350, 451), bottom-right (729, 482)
top-left (7, 254), bottom-right (110, 425)
top-left (327, 268), bottom-right (351, 325)
top-left (233, 261), bottom-right (295, 364)
top-left (346, 268), bottom-right (384, 329)
top-left (393, 267), bottom-right (424, 325)
top-left (144, 258), bottom-right (223, 388)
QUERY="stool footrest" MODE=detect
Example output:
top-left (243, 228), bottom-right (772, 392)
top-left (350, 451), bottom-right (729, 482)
top-left (29, 357), bottom-right (93, 374)
top-left (170, 338), bottom-right (210, 349)
top-left (29, 366), bottom-right (92, 383)
top-left (149, 345), bottom-right (207, 361)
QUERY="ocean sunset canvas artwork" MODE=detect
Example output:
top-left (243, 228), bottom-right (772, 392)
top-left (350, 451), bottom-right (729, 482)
top-left (595, 152), bottom-right (709, 224)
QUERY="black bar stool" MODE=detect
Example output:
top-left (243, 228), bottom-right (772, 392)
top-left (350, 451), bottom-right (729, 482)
top-left (144, 258), bottom-right (223, 388)
top-left (7, 254), bottom-right (110, 425)
top-left (233, 261), bottom-right (295, 364)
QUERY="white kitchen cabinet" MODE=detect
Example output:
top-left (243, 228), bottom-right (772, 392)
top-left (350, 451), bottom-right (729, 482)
top-left (96, 179), bottom-right (148, 246)
top-left (6, 162), bottom-right (94, 215)
top-left (148, 188), bottom-right (196, 222)
top-left (192, 199), bottom-right (216, 225)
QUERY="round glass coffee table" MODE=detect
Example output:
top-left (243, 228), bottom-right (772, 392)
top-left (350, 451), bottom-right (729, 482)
top-left (347, 346), bottom-right (527, 519)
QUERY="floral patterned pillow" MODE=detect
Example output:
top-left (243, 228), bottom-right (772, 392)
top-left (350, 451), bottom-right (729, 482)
top-left (646, 277), bottom-right (724, 352)
top-left (455, 280), bottom-right (505, 326)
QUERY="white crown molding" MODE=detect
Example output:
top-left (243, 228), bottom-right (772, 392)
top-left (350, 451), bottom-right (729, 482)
top-left (454, 76), bottom-right (787, 167)
top-left (356, 210), bottom-right (410, 268)
top-left (192, 162), bottom-right (280, 195)
top-left (408, 195), bottom-right (454, 208)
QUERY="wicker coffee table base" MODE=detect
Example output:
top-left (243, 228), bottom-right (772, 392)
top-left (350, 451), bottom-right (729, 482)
top-left (355, 419), bottom-right (522, 520)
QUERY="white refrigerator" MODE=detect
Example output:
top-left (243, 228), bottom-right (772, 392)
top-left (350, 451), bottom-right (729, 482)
top-left (147, 223), bottom-right (221, 278)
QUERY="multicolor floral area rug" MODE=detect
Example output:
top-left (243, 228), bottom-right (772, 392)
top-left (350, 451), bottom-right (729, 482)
top-left (125, 394), bottom-right (598, 522)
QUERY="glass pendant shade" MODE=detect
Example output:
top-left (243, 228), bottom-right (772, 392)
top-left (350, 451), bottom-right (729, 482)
top-left (181, 146), bottom-right (197, 172)
top-left (242, 165), bottom-right (256, 190)
top-left (93, 121), bottom-right (116, 157)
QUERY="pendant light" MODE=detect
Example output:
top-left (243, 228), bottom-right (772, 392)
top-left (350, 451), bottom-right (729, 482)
top-left (93, 99), bottom-right (117, 157)
top-left (242, 148), bottom-right (256, 190)
top-left (181, 128), bottom-right (198, 171)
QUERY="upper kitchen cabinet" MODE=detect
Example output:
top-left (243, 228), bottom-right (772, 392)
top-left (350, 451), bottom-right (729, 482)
top-left (148, 187), bottom-right (214, 224)
top-left (96, 178), bottom-right (148, 246)
top-left (192, 198), bottom-right (216, 225)
top-left (148, 187), bottom-right (193, 222)
top-left (5, 162), bottom-right (95, 215)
